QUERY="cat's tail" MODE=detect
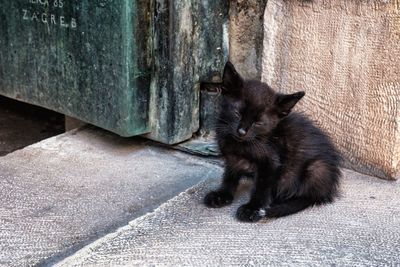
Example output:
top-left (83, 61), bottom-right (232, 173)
top-left (265, 197), bottom-right (317, 218)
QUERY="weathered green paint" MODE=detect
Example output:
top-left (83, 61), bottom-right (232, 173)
top-left (199, 85), bottom-right (221, 137)
top-left (0, 0), bottom-right (227, 143)
top-left (0, 0), bottom-right (152, 136)
top-left (147, 0), bottom-right (228, 144)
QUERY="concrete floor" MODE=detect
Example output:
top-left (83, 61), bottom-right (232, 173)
top-left (0, 127), bottom-right (222, 266)
top-left (57, 170), bottom-right (400, 266)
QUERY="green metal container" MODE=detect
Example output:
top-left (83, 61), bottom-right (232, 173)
top-left (0, 0), bottom-right (227, 143)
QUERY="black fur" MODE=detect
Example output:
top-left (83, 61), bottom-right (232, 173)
top-left (204, 62), bottom-right (341, 222)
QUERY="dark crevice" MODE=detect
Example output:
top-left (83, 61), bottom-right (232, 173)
top-left (0, 95), bottom-right (65, 156)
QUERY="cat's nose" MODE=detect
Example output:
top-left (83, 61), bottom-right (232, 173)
top-left (238, 128), bottom-right (247, 136)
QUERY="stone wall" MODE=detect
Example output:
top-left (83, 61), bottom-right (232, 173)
top-left (229, 0), bottom-right (268, 79)
top-left (262, 0), bottom-right (400, 180)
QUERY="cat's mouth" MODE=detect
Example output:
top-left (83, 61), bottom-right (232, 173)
top-left (231, 134), bottom-right (243, 142)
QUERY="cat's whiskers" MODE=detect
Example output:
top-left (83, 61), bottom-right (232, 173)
top-left (249, 139), bottom-right (266, 158)
top-left (215, 124), bottom-right (236, 136)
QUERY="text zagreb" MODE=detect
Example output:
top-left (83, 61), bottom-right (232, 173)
top-left (22, 0), bottom-right (77, 29)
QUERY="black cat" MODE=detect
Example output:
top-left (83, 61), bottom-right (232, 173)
top-left (204, 62), bottom-right (341, 222)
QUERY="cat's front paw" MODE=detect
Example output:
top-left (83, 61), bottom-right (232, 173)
top-left (236, 204), bottom-right (266, 222)
top-left (204, 190), bottom-right (233, 208)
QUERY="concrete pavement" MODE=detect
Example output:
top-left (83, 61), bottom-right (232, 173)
top-left (0, 126), bottom-right (222, 266)
top-left (57, 169), bottom-right (400, 266)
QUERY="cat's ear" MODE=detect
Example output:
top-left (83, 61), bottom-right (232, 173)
top-left (222, 61), bottom-right (243, 96)
top-left (275, 91), bottom-right (305, 117)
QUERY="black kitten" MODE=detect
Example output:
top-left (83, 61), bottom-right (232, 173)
top-left (204, 62), bottom-right (341, 222)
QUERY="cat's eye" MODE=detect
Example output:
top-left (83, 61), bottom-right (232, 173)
top-left (254, 122), bottom-right (264, 126)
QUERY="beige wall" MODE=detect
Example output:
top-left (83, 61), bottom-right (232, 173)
top-left (262, 0), bottom-right (400, 180)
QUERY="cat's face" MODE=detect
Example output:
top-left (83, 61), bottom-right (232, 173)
top-left (217, 62), bottom-right (305, 142)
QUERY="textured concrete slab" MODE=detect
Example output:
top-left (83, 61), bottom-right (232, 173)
top-left (0, 126), bottom-right (222, 266)
top-left (57, 169), bottom-right (400, 266)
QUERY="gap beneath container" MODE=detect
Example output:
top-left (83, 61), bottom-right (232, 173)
top-left (0, 95), bottom-right (65, 156)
